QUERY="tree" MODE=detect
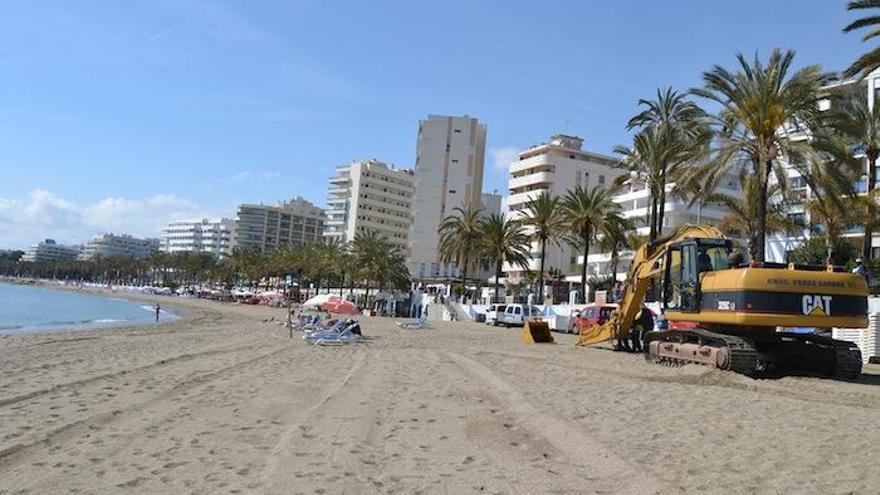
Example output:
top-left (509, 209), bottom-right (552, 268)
top-left (843, 0), bottom-right (880, 79)
top-left (708, 169), bottom-right (800, 261)
top-left (822, 95), bottom-right (880, 259)
top-left (560, 184), bottom-right (622, 303)
top-left (693, 49), bottom-right (834, 262)
top-left (522, 192), bottom-right (565, 301)
top-left (437, 206), bottom-right (484, 289)
top-left (351, 230), bottom-right (410, 304)
top-left (596, 212), bottom-right (634, 283)
top-left (670, 163), bottom-right (726, 224)
top-left (625, 88), bottom-right (710, 239)
top-left (478, 214), bottom-right (530, 304)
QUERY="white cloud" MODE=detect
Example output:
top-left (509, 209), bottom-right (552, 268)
top-left (218, 170), bottom-right (282, 187)
top-left (0, 190), bottom-right (210, 249)
top-left (489, 146), bottom-right (520, 172)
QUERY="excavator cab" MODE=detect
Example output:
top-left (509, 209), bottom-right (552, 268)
top-left (661, 239), bottom-right (734, 313)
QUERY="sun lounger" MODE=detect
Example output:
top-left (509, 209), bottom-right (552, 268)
top-left (396, 315), bottom-right (429, 329)
top-left (307, 321), bottom-right (363, 346)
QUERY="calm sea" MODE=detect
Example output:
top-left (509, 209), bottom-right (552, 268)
top-left (0, 282), bottom-right (175, 334)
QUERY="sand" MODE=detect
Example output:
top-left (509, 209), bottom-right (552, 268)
top-left (1, 294), bottom-right (880, 494)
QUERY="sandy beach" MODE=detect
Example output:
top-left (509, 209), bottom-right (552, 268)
top-left (1, 294), bottom-right (879, 494)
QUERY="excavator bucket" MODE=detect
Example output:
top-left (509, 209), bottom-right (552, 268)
top-left (521, 319), bottom-right (554, 344)
top-left (576, 323), bottom-right (614, 346)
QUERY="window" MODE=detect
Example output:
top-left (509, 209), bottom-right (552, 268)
top-left (454, 129), bottom-right (461, 133)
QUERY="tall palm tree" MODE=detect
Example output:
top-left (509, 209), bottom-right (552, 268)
top-left (626, 88), bottom-right (710, 237)
top-left (670, 162), bottom-right (726, 224)
top-left (351, 230), bottom-right (410, 303)
top-left (843, 0), bottom-right (880, 79)
top-left (479, 214), bottom-right (530, 304)
top-left (560, 184), bottom-right (622, 303)
top-left (523, 192), bottom-right (565, 301)
top-left (692, 49), bottom-right (834, 262)
top-left (437, 206), bottom-right (484, 289)
top-left (709, 169), bottom-right (800, 261)
top-left (596, 212), bottom-right (634, 284)
top-left (822, 95), bottom-right (880, 259)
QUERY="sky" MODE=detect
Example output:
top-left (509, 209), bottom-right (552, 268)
top-left (0, 0), bottom-right (871, 249)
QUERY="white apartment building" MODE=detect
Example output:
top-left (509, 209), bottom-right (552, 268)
top-left (481, 191), bottom-right (503, 217)
top-left (767, 69), bottom-right (880, 262)
top-left (21, 239), bottom-right (81, 262)
top-left (234, 197), bottom-right (324, 252)
top-left (582, 173), bottom-right (743, 280)
top-left (323, 159), bottom-right (415, 250)
top-left (407, 115), bottom-right (487, 279)
top-left (502, 135), bottom-right (624, 282)
top-left (79, 233), bottom-right (160, 260)
top-left (161, 218), bottom-right (235, 257)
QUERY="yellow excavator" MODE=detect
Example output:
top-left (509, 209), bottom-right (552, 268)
top-left (576, 225), bottom-right (866, 379)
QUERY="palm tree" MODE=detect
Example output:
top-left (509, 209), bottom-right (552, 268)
top-left (523, 192), bottom-right (565, 301)
top-left (596, 212), bottom-right (634, 284)
top-left (437, 206), bottom-right (484, 290)
top-left (626, 88), bottom-right (710, 237)
top-left (709, 169), bottom-right (800, 261)
top-left (670, 163), bottom-right (726, 224)
top-left (692, 49), bottom-right (834, 262)
top-left (843, 0), bottom-right (880, 79)
top-left (560, 184), bottom-right (622, 303)
top-left (479, 214), bottom-right (531, 304)
top-left (822, 95), bottom-right (880, 259)
top-left (351, 230), bottom-right (411, 304)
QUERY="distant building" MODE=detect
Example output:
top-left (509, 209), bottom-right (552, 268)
top-left (407, 114), bottom-right (487, 279)
top-left (161, 218), bottom-right (235, 257)
top-left (481, 191), bottom-right (503, 217)
top-left (79, 233), bottom-right (160, 260)
top-left (323, 159), bottom-right (415, 250)
top-left (234, 197), bottom-right (325, 252)
top-left (21, 239), bottom-right (81, 263)
top-left (503, 134), bottom-right (624, 283)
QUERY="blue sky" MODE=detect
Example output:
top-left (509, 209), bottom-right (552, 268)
top-left (0, 0), bottom-right (870, 248)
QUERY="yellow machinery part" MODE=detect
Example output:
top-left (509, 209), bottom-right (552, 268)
top-left (521, 319), bottom-right (554, 344)
top-left (576, 322), bottom-right (614, 346)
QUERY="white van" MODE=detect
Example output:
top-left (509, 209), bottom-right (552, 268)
top-left (501, 304), bottom-right (542, 327)
top-left (485, 304), bottom-right (507, 326)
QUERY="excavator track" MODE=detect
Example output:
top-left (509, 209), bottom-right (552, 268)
top-left (645, 329), bottom-right (862, 380)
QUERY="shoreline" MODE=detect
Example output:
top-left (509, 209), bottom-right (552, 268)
top-left (0, 276), bottom-right (187, 335)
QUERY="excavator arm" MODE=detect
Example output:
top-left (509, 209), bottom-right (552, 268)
top-left (575, 225), bottom-right (727, 347)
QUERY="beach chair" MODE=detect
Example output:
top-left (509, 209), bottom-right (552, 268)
top-left (307, 321), bottom-right (363, 346)
top-left (396, 315), bottom-right (429, 329)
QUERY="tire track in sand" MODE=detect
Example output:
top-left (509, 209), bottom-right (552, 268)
top-left (260, 349), bottom-right (368, 491)
top-left (446, 351), bottom-right (664, 495)
top-left (0, 344), bottom-right (291, 473)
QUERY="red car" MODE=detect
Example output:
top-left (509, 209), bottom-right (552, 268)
top-left (571, 303), bottom-right (618, 334)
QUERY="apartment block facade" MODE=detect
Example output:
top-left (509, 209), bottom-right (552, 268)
top-left (161, 218), bottom-right (235, 257)
top-left (323, 159), bottom-right (415, 250)
top-left (21, 239), bottom-right (81, 262)
top-left (79, 233), bottom-right (160, 260)
top-left (234, 197), bottom-right (324, 253)
top-left (502, 135), bottom-right (624, 282)
top-left (407, 114), bottom-right (487, 279)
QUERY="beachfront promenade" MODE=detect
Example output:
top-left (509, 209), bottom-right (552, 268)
top-left (1, 295), bottom-right (879, 494)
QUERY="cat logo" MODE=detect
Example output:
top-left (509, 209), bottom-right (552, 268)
top-left (802, 294), bottom-right (832, 316)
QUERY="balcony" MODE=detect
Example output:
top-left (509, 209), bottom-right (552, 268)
top-left (509, 171), bottom-right (554, 191)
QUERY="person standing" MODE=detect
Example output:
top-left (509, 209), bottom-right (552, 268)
top-left (853, 258), bottom-right (867, 279)
top-left (154, 302), bottom-right (161, 322)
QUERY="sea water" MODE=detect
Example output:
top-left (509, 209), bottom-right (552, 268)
top-left (0, 282), bottom-right (175, 334)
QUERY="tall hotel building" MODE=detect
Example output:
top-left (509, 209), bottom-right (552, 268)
top-left (233, 197), bottom-right (325, 252)
top-left (161, 218), bottom-right (235, 257)
top-left (323, 159), bottom-right (415, 250)
top-left (502, 135), bottom-right (624, 282)
top-left (407, 115), bottom-right (487, 279)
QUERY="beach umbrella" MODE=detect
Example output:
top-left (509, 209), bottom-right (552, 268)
top-left (303, 293), bottom-right (340, 308)
top-left (321, 300), bottom-right (359, 315)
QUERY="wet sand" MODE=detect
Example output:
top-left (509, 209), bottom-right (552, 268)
top-left (1, 295), bottom-right (879, 494)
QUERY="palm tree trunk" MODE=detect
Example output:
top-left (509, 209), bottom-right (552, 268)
top-left (494, 259), bottom-right (502, 304)
top-left (538, 239), bottom-right (547, 301)
top-left (864, 151), bottom-right (877, 260)
top-left (754, 162), bottom-right (771, 263)
top-left (826, 235), bottom-right (834, 266)
top-left (580, 228), bottom-right (590, 304)
top-left (649, 186), bottom-right (658, 242)
top-left (339, 271), bottom-right (345, 297)
top-left (658, 180), bottom-right (667, 237)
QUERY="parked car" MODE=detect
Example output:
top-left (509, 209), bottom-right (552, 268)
top-left (485, 304), bottom-right (507, 326)
top-left (500, 304), bottom-right (542, 327)
top-left (571, 303), bottom-right (618, 334)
